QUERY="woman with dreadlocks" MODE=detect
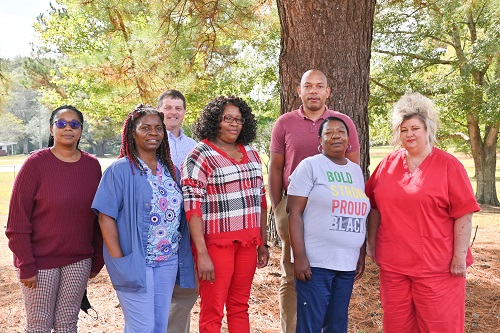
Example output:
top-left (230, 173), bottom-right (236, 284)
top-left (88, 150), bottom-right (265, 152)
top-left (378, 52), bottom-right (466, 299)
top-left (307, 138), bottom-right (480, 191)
top-left (6, 105), bottom-right (104, 332)
top-left (92, 104), bottom-right (194, 332)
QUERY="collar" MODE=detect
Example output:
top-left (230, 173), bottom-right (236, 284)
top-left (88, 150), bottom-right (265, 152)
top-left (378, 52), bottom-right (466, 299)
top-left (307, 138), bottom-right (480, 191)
top-left (137, 157), bottom-right (161, 174)
top-left (167, 128), bottom-right (185, 140)
top-left (298, 105), bottom-right (329, 121)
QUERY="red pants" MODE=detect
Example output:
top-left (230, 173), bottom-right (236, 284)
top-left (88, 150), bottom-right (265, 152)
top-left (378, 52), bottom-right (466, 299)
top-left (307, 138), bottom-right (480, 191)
top-left (195, 242), bottom-right (257, 333)
top-left (379, 269), bottom-right (466, 333)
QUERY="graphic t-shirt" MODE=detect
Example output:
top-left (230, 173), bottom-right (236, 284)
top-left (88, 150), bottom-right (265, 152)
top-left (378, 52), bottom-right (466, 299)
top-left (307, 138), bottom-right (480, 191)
top-left (288, 154), bottom-right (369, 271)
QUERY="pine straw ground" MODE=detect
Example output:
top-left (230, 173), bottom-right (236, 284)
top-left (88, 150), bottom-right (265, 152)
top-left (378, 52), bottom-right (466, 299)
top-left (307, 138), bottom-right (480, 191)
top-left (0, 205), bottom-right (498, 333)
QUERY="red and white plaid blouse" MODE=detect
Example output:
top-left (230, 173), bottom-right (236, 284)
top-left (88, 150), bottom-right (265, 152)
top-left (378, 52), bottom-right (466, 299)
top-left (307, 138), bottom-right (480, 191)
top-left (181, 139), bottom-right (267, 247)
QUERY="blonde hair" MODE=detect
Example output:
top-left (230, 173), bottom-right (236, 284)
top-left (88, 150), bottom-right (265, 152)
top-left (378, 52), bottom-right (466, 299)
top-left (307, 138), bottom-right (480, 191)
top-left (391, 92), bottom-right (439, 147)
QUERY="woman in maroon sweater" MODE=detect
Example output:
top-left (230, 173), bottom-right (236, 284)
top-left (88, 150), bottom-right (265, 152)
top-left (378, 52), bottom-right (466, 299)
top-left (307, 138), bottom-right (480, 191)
top-left (6, 105), bottom-right (104, 333)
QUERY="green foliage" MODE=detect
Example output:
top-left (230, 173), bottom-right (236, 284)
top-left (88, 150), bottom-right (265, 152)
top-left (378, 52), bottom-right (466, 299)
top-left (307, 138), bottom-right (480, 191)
top-left (252, 120), bottom-right (274, 174)
top-left (0, 112), bottom-right (24, 142)
top-left (26, 0), bottom-right (280, 154)
top-left (370, 0), bottom-right (500, 151)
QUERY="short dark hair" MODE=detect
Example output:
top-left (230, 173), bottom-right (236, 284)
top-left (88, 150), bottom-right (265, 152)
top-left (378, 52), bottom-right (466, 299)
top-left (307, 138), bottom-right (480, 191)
top-left (119, 104), bottom-right (176, 179)
top-left (318, 116), bottom-right (349, 137)
top-left (157, 89), bottom-right (186, 109)
top-left (48, 105), bottom-right (84, 148)
top-left (194, 96), bottom-right (257, 145)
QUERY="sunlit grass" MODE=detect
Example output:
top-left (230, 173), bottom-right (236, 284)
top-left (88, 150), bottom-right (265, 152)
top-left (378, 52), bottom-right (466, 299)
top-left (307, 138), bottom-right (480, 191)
top-left (1, 148), bottom-right (499, 216)
top-left (368, 146), bottom-right (500, 196)
top-left (0, 155), bottom-right (28, 167)
top-left (0, 172), bottom-right (15, 215)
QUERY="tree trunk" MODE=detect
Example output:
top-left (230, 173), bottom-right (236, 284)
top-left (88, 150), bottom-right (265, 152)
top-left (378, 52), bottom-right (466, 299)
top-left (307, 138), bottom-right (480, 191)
top-left (469, 119), bottom-right (499, 206)
top-left (462, 18), bottom-right (499, 205)
top-left (267, 208), bottom-right (280, 247)
top-left (463, 71), bottom-right (499, 206)
top-left (276, 0), bottom-right (375, 179)
top-left (272, 0), bottom-right (375, 244)
top-left (95, 140), bottom-right (106, 157)
top-left (23, 137), bottom-right (29, 154)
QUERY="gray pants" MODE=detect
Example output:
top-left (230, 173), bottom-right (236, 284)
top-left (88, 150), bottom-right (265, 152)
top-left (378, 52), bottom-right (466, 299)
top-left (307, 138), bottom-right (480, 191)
top-left (167, 267), bottom-right (199, 333)
top-left (275, 196), bottom-right (297, 333)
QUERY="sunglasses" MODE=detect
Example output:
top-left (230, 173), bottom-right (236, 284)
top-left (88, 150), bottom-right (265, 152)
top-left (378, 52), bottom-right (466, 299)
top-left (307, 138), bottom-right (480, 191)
top-left (53, 119), bottom-right (82, 129)
top-left (221, 115), bottom-right (245, 125)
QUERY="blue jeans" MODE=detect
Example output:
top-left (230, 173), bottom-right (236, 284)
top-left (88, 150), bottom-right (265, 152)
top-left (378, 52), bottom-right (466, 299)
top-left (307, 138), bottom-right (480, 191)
top-left (116, 255), bottom-right (178, 333)
top-left (295, 267), bottom-right (355, 333)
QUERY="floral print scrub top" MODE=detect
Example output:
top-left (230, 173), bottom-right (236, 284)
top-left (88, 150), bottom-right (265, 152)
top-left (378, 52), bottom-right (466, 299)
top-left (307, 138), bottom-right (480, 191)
top-left (139, 158), bottom-right (182, 265)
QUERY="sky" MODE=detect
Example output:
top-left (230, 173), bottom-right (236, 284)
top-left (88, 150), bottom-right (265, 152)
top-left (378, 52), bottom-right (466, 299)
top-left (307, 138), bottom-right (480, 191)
top-left (0, 0), bottom-right (53, 59)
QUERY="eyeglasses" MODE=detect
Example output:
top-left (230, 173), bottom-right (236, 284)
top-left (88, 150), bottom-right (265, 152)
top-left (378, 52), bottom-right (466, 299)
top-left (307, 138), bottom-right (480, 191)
top-left (221, 115), bottom-right (245, 125)
top-left (53, 119), bottom-right (82, 129)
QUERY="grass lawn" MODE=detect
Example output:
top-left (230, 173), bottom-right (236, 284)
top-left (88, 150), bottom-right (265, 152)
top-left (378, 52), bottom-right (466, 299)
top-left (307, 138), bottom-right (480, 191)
top-left (0, 150), bottom-right (498, 333)
top-left (0, 173), bottom-right (15, 215)
top-left (1, 148), bottom-right (499, 216)
top-left (0, 155), bottom-right (28, 167)
top-left (369, 146), bottom-right (500, 196)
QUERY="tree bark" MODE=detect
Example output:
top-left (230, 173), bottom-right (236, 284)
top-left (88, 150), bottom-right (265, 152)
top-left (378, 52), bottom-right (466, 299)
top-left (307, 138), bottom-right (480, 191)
top-left (272, 0), bottom-right (375, 244)
top-left (469, 116), bottom-right (499, 206)
top-left (267, 208), bottom-right (279, 247)
top-left (276, 0), bottom-right (375, 179)
top-left (462, 16), bottom-right (499, 206)
top-left (23, 137), bottom-right (29, 154)
top-left (95, 140), bottom-right (106, 157)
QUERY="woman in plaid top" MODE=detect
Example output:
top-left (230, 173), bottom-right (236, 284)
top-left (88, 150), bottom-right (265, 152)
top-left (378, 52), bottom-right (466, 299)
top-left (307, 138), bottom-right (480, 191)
top-left (181, 96), bottom-right (269, 333)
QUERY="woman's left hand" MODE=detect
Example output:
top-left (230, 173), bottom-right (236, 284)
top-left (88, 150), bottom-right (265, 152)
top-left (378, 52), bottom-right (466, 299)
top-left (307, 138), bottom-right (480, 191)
top-left (257, 245), bottom-right (269, 268)
top-left (354, 256), bottom-right (366, 281)
top-left (451, 213), bottom-right (473, 277)
top-left (354, 242), bottom-right (367, 281)
top-left (450, 257), bottom-right (467, 277)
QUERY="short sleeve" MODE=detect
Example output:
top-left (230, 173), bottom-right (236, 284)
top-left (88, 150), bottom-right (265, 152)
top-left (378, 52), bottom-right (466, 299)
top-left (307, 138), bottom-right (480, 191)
top-left (446, 159), bottom-right (480, 219)
top-left (270, 117), bottom-right (286, 154)
top-left (181, 146), bottom-right (208, 220)
top-left (287, 159), bottom-right (315, 197)
top-left (92, 163), bottom-right (124, 220)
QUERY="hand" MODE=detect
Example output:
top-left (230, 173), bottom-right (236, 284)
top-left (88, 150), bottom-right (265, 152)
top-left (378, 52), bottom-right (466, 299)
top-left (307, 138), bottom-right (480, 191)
top-left (354, 254), bottom-right (366, 282)
top-left (20, 274), bottom-right (37, 289)
top-left (293, 255), bottom-right (311, 282)
top-left (257, 245), bottom-right (269, 268)
top-left (366, 242), bottom-right (377, 265)
top-left (450, 257), bottom-right (467, 277)
top-left (197, 252), bottom-right (215, 283)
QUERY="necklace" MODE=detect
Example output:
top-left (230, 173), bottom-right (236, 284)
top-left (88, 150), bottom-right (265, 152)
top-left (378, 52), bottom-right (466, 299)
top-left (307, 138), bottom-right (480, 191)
top-left (214, 139), bottom-right (242, 161)
top-left (406, 146), bottom-right (432, 172)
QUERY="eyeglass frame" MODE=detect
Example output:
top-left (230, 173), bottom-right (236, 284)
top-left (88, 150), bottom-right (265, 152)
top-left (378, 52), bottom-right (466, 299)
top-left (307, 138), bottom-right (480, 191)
top-left (52, 119), bottom-right (82, 129)
top-left (220, 114), bottom-right (245, 125)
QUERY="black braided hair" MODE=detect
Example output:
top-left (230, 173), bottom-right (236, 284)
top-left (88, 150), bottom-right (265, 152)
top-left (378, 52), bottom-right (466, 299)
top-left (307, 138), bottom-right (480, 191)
top-left (119, 104), bottom-right (176, 180)
top-left (48, 105), bottom-right (84, 148)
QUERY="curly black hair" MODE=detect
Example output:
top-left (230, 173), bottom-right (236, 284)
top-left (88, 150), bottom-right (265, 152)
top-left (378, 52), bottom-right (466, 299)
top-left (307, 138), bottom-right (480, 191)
top-left (194, 96), bottom-right (257, 145)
